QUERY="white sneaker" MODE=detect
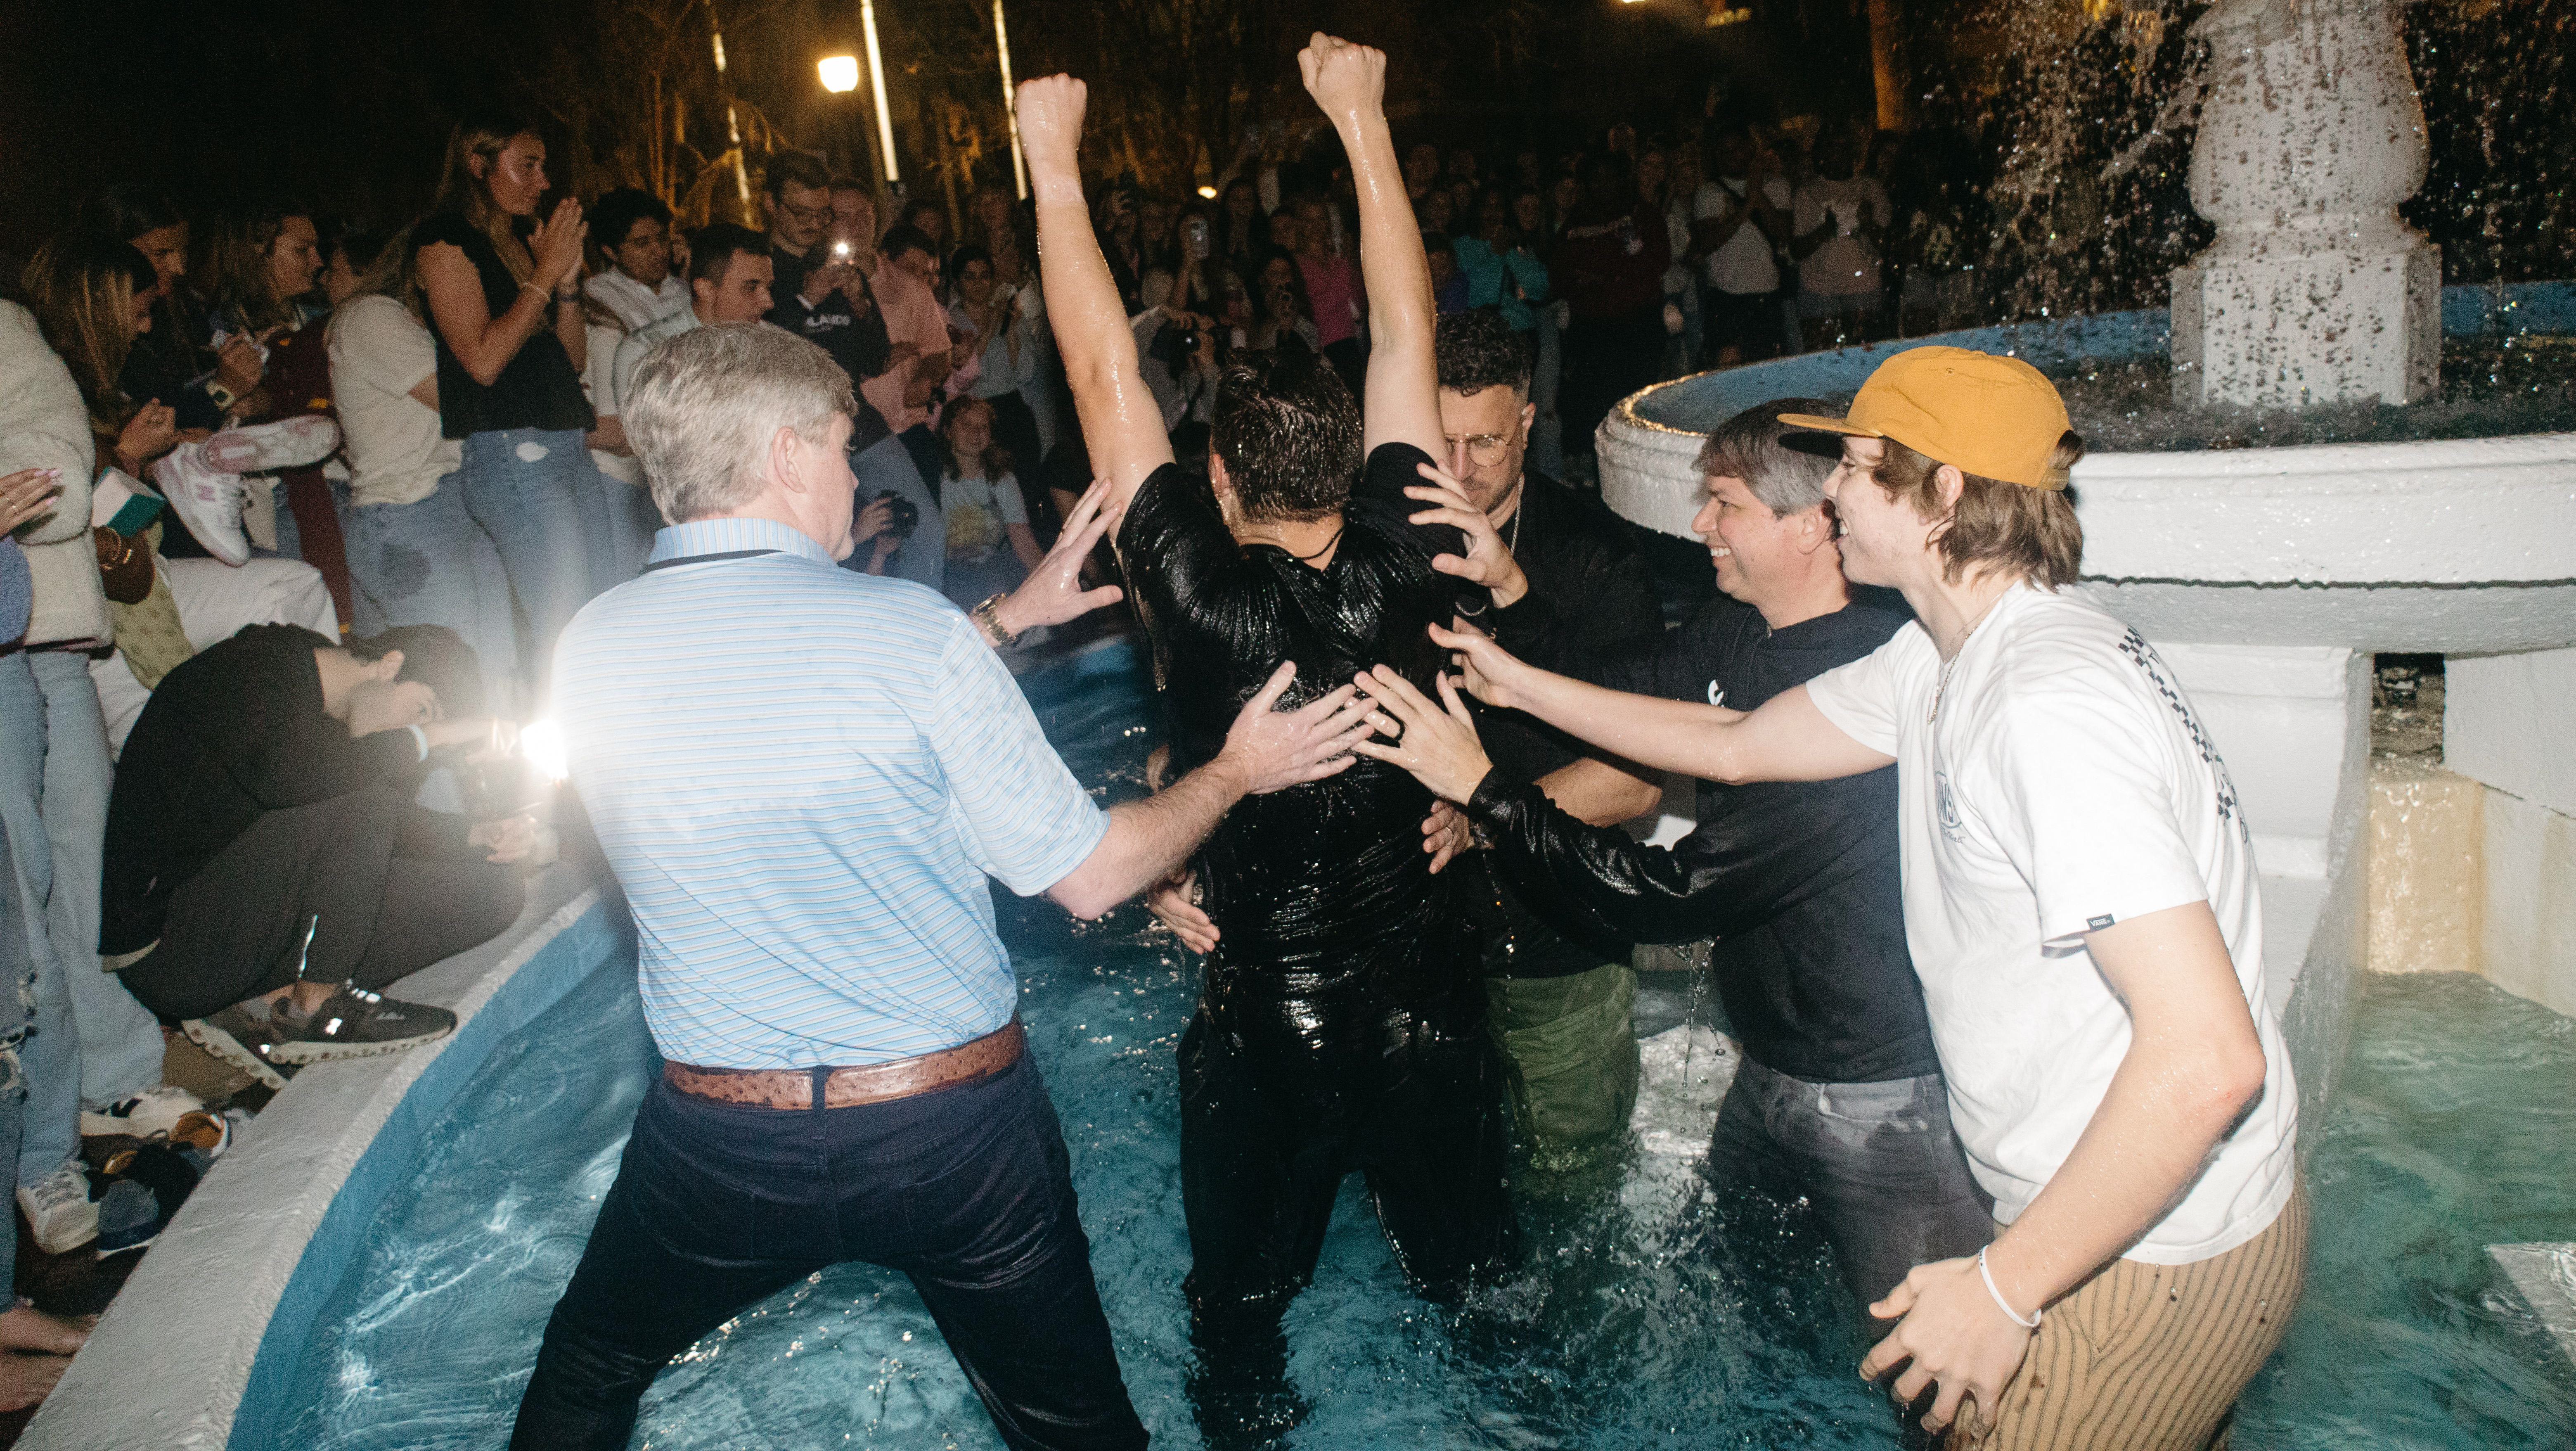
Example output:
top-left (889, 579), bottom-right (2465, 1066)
top-left (16, 1161), bottom-right (99, 1255)
top-left (151, 443), bottom-right (251, 565)
top-left (202, 415), bottom-right (340, 474)
top-left (80, 1084), bottom-right (206, 1139)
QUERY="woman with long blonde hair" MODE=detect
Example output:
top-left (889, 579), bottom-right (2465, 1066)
top-left (414, 111), bottom-right (606, 713)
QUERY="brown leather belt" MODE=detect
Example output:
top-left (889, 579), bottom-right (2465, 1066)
top-left (663, 1019), bottom-right (1025, 1110)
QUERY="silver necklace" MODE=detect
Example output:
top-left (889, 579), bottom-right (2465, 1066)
top-left (1503, 484), bottom-right (1527, 556)
top-left (1928, 595), bottom-right (2003, 724)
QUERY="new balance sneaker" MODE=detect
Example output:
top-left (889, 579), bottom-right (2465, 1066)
top-left (182, 999), bottom-right (298, 1092)
top-left (149, 443), bottom-right (251, 565)
top-left (266, 985), bottom-right (456, 1065)
top-left (78, 1084), bottom-right (206, 1140)
top-left (201, 415), bottom-right (340, 474)
top-left (15, 1161), bottom-right (98, 1256)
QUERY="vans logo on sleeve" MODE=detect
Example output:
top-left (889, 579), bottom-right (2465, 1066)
top-left (2087, 914), bottom-right (2116, 931)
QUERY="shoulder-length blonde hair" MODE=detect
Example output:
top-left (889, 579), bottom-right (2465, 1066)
top-left (21, 234), bottom-right (154, 435)
top-left (433, 113), bottom-right (540, 283)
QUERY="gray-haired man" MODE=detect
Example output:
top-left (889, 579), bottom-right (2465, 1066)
top-left (511, 323), bottom-right (1375, 1451)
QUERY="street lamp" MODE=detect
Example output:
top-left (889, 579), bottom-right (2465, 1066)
top-left (818, 55), bottom-right (859, 93)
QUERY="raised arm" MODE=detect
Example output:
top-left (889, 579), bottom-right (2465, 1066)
top-left (1355, 623), bottom-right (1892, 796)
top-left (1300, 35), bottom-right (1440, 459)
top-left (1019, 76), bottom-right (1172, 512)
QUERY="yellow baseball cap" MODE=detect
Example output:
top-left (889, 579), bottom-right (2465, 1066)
top-left (1778, 346), bottom-right (2075, 491)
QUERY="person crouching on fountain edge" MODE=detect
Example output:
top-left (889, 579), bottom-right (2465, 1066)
top-left (1020, 42), bottom-right (1519, 1449)
top-left (1352, 345), bottom-right (2305, 1450)
top-left (509, 322), bottom-right (1378, 1451)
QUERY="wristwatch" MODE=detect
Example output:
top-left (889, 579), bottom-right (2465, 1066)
top-left (971, 593), bottom-right (1019, 648)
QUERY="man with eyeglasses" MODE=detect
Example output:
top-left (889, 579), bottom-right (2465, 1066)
top-left (1416, 307), bottom-right (1664, 1157)
top-left (1150, 305), bottom-right (1663, 1159)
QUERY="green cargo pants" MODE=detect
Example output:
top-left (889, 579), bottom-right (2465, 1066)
top-left (1483, 961), bottom-right (1640, 1155)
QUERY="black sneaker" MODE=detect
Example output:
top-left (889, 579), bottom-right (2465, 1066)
top-left (182, 1002), bottom-right (299, 1091)
top-left (266, 985), bottom-right (457, 1065)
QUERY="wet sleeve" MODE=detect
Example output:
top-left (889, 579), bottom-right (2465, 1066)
top-left (1466, 769), bottom-right (1887, 945)
top-left (1347, 442), bottom-right (1468, 563)
top-left (1116, 464), bottom-right (1248, 639)
top-left (926, 616), bottom-right (1108, 895)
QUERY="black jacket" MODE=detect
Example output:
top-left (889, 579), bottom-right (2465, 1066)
top-left (1470, 591), bottom-right (1941, 1084)
top-left (99, 624), bottom-right (444, 954)
top-left (1461, 471), bottom-right (1666, 978)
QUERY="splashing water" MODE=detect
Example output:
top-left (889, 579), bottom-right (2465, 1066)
top-left (264, 653), bottom-right (2576, 1450)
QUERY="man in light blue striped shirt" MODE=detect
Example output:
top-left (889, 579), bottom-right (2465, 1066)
top-left (514, 322), bottom-right (1372, 1451)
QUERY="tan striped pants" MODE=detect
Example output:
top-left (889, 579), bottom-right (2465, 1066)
top-left (1963, 1180), bottom-right (2308, 1451)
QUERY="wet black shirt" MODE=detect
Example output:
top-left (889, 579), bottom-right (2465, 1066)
top-left (1120, 442), bottom-right (1477, 1008)
top-left (1471, 593), bottom-right (1941, 1084)
top-left (1460, 471), bottom-right (1665, 979)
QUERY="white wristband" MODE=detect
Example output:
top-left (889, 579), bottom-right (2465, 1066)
top-left (406, 725), bottom-right (429, 761)
top-left (1979, 1247), bottom-right (2042, 1330)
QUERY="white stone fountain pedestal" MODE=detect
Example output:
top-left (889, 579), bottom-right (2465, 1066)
top-left (2174, 0), bottom-right (2442, 407)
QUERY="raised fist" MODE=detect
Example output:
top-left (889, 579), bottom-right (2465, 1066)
top-left (1298, 33), bottom-right (1386, 125)
top-left (1015, 75), bottom-right (1088, 172)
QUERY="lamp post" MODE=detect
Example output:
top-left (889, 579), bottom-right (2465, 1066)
top-left (993, 0), bottom-right (1028, 199)
top-left (859, 0), bottom-right (901, 188)
top-left (819, 54), bottom-right (879, 193)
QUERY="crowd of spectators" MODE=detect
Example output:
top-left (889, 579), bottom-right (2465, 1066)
top-left (0, 95), bottom-right (1976, 1411)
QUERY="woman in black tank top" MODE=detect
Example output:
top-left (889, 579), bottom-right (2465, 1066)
top-left (414, 113), bottom-right (615, 713)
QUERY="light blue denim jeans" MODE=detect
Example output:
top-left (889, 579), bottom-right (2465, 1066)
top-left (0, 823), bottom-right (25, 1290)
top-left (456, 428), bottom-right (611, 711)
top-left (345, 476), bottom-right (522, 721)
top-left (0, 654), bottom-right (86, 1184)
top-left (21, 652), bottom-right (163, 1110)
top-left (596, 475), bottom-right (663, 588)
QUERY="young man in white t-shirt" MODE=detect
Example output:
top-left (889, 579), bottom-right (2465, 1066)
top-left (1352, 346), bottom-right (2304, 1449)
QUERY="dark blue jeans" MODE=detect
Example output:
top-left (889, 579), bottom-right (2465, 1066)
top-left (511, 1053), bottom-right (1146, 1451)
top-left (1705, 1055), bottom-right (1993, 1317)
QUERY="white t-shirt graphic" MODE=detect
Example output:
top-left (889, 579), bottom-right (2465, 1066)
top-left (1805, 584), bottom-right (2297, 1264)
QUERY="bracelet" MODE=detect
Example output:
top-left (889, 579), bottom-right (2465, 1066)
top-left (520, 279), bottom-right (548, 297)
top-left (1979, 1247), bottom-right (2043, 1330)
top-left (970, 593), bottom-right (1019, 649)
